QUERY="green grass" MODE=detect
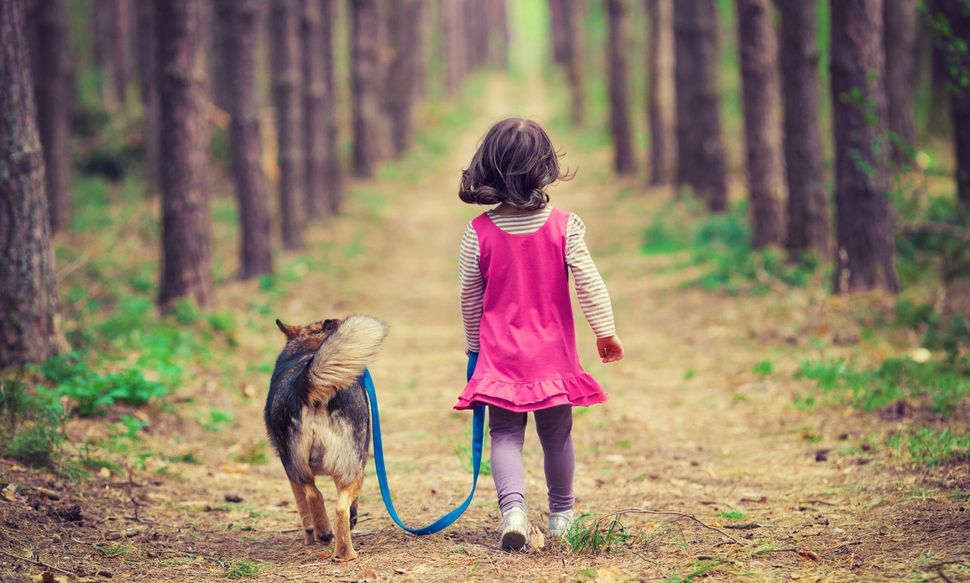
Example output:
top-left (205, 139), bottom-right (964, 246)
top-left (226, 560), bottom-right (264, 579)
top-left (752, 360), bottom-right (774, 376)
top-left (719, 509), bottom-right (745, 520)
top-left (888, 426), bottom-right (970, 466)
top-left (562, 513), bottom-right (632, 554)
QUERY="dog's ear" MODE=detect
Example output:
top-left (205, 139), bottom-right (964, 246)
top-left (276, 319), bottom-right (301, 340)
top-left (323, 319), bottom-right (340, 333)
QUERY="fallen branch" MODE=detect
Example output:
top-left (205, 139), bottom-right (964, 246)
top-left (589, 507), bottom-right (743, 545)
top-left (0, 547), bottom-right (74, 576)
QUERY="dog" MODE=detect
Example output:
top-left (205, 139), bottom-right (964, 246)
top-left (265, 314), bottom-right (388, 562)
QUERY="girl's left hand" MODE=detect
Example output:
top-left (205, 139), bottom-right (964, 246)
top-left (597, 336), bottom-right (624, 363)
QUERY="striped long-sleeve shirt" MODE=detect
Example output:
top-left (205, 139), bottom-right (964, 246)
top-left (459, 207), bottom-right (616, 352)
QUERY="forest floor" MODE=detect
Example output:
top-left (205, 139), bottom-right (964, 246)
top-left (2, 73), bottom-right (969, 583)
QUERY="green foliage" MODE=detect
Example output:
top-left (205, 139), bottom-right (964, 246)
top-left (562, 513), bottom-right (632, 554)
top-left (888, 426), bottom-right (970, 466)
top-left (0, 379), bottom-right (67, 468)
top-left (796, 357), bottom-right (968, 416)
top-left (39, 351), bottom-right (168, 417)
top-left (226, 560), bottom-right (264, 579)
top-left (719, 509), bottom-right (745, 520)
top-left (662, 558), bottom-right (726, 583)
top-left (752, 360), bottom-right (774, 376)
top-left (641, 199), bottom-right (817, 294)
top-left (198, 408), bottom-right (234, 432)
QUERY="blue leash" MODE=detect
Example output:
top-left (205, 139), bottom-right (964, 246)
top-left (361, 352), bottom-right (484, 535)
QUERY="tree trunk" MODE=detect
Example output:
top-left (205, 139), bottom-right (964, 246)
top-left (831, 0), bottom-right (899, 293)
top-left (156, 0), bottom-right (213, 308)
top-left (136, 0), bottom-right (161, 197)
top-left (606, 0), bottom-right (635, 174)
top-left (374, 0), bottom-right (395, 160)
top-left (208, 0), bottom-right (232, 113)
top-left (488, 0), bottom-right (510, 69)
top-left (0, 0), bottom-right (64, 368)
top-left (30, 0), bottom-right (72, 233)
top-left (388, 0), bottom-right (421, 156)
top-left (673, 0), bottom-right (728, 211)
top-left (736, 0), bottom-right (786, 247)
top-left (562, 0), bottom-right (586, 126)
top-left (884, 0), bottom-right (918, 163)
top-left (102, 0), bottom-right (132, 109)
top-left (351, 0), bottom-right (380, 177)
top-left (441, 0), bottom-right (466, 96)
top-left (302, 0), bottom-right (330, 218)
top-left (270, 0), bottom-right (306, 249)
top-left (646, 0), bottom-right (676, 185)
top-left (936, 0), bottom-right (970, 205)
top-left (548, 0), bottom-right (568, 65)
top-left (222, 0), bottom-right (273, 279)
top-left (777, 0), bottom-right (830, 259)
top-left (321, 0), bottom-right (343, 213)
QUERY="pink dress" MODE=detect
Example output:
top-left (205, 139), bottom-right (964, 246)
top-left (454, 208), bottom-right (608, 412)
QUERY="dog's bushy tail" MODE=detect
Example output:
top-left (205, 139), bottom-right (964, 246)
top-left (306, 314), bottom-right (389, 402)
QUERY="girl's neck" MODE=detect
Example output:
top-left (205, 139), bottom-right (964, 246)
top-left (492, 203), bottom-right (549, 216)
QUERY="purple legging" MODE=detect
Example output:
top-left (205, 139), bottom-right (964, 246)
top-left (488, 405), bottom-right (575, 514)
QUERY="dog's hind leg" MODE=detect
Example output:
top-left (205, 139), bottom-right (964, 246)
top-left (289, 480), bottom-right (316, 545)
top-left (331, 475), bottom-right (363, 562)
top-left (350, 498), bottom-right (359, 528)
top-left (302, 481), bottom-right (334, 544)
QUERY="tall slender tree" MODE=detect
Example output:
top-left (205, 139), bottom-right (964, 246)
top-left (0, 0), bottom-right (64, 367)
top-left (302, 0), bottom-right (330, 217)
top-left (831, 0), bottom-right (899, 293)
top-left (884, 0), bottom-right (919, 163)
top-left (562, 0), bottom-right (586, 126)
top-left (271, 0), bottom-right (306, 249)
top-left (777, 0), bottom-right (829, 258)
top-left (321, 0), bottom-right (343, 213)
top-left (136, 0), bottom-right (161, 197)
top-left (488, 0), bottom-right (510, 69)
top-left (351, 0), bottom-right (380, 177)
top-left (646, 0), bottom-right (677, 185)
top-left (30, 0), bottom-right (72, 232)
top-left (673, 0), bottom-right (728, 211)
top-left (387, 0), bottom-right (421, 156)
top-left (156, 0), bottom-right (213, 307)
top-left (936, 0), bottom-right (970, 205)
top-left (548, 0), bottom-right (569, 65)
top-left (222, 0), bottom-right (273, 279)
top-left (737, 0), bottom-right (786, 247)
top-left (441, 0), bottom-right (467, 97)
top-left (606, 0), bottom-right (635, 174)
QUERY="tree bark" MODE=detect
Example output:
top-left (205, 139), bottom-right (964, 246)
top-left (646, 0), bottom-right (676, 185)
top-left (936, 0), bottom-right (970, 205)
top-left (777, 0), bottom-right (830, 258)
top-left (302, 0), bottom-right (330, 218)
top-left (136, 0), bottom-right (161, 197)
top-left (488, 0), bottom-right (510, 69)
top-left (884, 0), bottom-right (918, 163)
top-left (156, 0), bottom-right (214, 307)
top-left (351, 0), bottom-right (380, 177)
top-left (270, 0), bottom-right (306, 249)
top-left (673, 0), bottom-right (728, 211)
top-left (831, 0), bottom-right (899, 293)
top-left (98, 0), bottom-right (131, 109)
top-left (736, 0), bottom-right (786, 247)
top-left (606, 0), bottom-right (635, 174)
top-left (321, 0), bottom-right (343, 213)
top-left (0, 0), bottom-right (64, 368)
top-left (562, 0), bottom-right (586, 126)
top-left (30, 0), bottom-right (72, 232)
top-left (388, 0), bottom-right (421, 156)
top-left (441, 0), bottom-right (466, 96)
top-left (549, 0), bottom-right (569, 65)
top-left (222, 0), bottom-right (273, 279)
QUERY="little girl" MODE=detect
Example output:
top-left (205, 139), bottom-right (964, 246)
top-left (453, 118), bottom-right (624, 550)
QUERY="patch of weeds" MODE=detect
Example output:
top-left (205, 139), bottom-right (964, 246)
top-left (40, 353), bottom-right (169, 417)
top-left (199, 408), bottom-right (234, 432)
top-left (720, 509), bottom-right (745, 520)
top-left (562, 513), bottom-right (632, 554)
top-left (1, 378), bottom-right (67, 468)
top-left (226, 560), bottom-right (264, 579)
top-left (752, 360), bottom-right (773, 376)
top-left (454, 438), bottom-right (491, 476)
top-left (683, 369), bottom-right (697, 380)
top-left (887, 426), bottom-right (970, 466)
top-left (895, 298), bottom-right (970, 363)
top-left (950, 490), bottom-right (969, 500)
top-left (164, 452), bottom-right (200, 464)
top-left (662, 558), bottom-right (726, 582)
top-left (94, 543), bottom-right (131, 557)
top-left (233, 442), bottom-right (270, 466)
top-left (795, 357), bottom-right (968, 416)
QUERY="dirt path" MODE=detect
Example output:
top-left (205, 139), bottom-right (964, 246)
top-left (3, 73), bottom-right (967, 582)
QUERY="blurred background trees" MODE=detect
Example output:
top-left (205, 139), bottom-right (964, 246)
top-left (1, 0), bottom-right (969, 367)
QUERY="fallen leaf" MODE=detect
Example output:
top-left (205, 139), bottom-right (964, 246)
top-left (528, 525), bottom-right (545, 551)
top-left (2, 483), bottom-right (19, 502)
top-left (798, 550), bottom-right (821, 562)
top-left (99, 467), bottom-right (111, 479)
top-left (360, 568), bottom-right (378, 580)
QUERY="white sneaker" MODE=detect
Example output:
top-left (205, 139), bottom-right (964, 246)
top-left (499, 507), bottom-right (530, 551)
top-left (548, 509), bottom-right (574, 538)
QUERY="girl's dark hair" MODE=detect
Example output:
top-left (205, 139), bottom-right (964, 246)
top-left (459, 118), bottom-right (572, 210)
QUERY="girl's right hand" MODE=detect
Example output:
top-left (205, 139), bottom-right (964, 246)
top-left (597, 336), bottom-right (624, 363)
